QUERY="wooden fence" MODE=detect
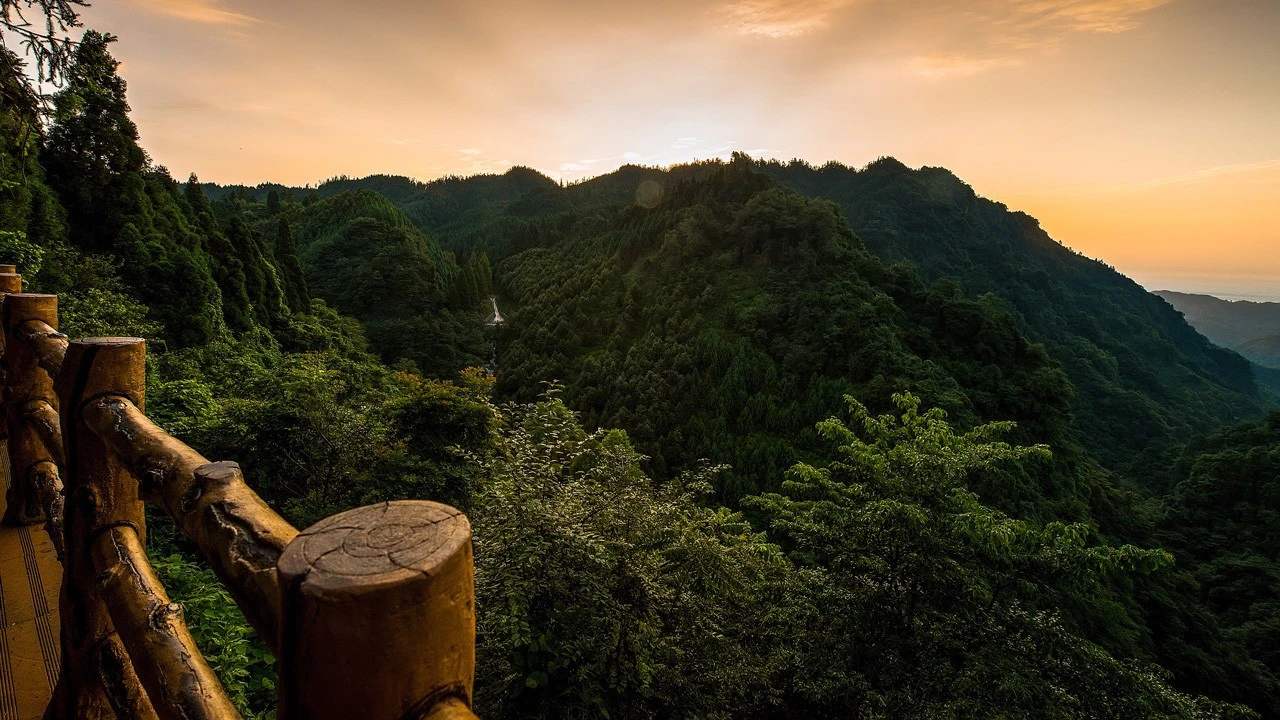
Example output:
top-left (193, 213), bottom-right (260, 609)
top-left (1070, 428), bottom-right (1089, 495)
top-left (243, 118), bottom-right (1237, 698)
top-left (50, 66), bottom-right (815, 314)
top-left (0, 266), bottom-right (479, 720)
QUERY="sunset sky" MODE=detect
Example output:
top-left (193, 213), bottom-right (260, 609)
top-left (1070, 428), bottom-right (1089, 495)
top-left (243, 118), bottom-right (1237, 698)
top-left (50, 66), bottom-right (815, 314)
top-left (75, 0), bottom-right (1279, 298)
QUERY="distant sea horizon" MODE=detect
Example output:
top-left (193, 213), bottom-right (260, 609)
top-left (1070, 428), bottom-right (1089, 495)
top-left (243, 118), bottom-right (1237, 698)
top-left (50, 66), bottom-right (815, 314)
top-left (1131, 272), bottom-right (1280, 304)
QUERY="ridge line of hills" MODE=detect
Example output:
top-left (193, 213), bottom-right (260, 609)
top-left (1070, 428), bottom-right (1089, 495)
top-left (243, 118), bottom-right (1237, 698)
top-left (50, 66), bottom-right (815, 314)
top-left (208, 156), bottom-right (1277, 477)
top-left (1156, 290), bottom-right (1280, 370)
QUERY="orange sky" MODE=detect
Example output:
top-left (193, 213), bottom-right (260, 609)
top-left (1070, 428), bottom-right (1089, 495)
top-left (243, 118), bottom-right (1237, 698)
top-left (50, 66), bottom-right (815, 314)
top-left (75, 0), bottom-right (1280, 297)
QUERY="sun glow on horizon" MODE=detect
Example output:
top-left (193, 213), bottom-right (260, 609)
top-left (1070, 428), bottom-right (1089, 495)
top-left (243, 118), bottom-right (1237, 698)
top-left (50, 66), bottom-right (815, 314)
top-left (75, 0), bottom-right (1280, 293)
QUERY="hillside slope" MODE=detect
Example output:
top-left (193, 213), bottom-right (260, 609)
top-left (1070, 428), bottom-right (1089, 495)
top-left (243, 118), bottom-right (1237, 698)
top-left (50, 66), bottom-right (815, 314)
top-left (278, 189), bottom-right (490, 374)
top-left (756, 158), bottom-right (1266, 480)
top-left (1156, 290), bottom-right (1280, 369)
top-left (498, 163), bottom-right (1084, 512)
top-left (1239, 335), bottom-right (1280, 369)
top-left (277, 158), bottom-right (1269, 485)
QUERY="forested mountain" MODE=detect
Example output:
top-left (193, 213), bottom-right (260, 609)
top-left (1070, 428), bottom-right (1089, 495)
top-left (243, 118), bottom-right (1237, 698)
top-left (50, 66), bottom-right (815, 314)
top-left (498, 164), bottom-right (1083, 510)
top-left (755, 159), bottom-right (1264, 481)
top-left (1157, 291), bottom-right (1280, 370)
top-left (212, 157), bottom-right (1280, 715)
top-left (243, 157), bottom-right (1269, 487)
top-left (6, 24), bottom-right (1280, 719)
top-left (280, 188), bottom-right (491, 374)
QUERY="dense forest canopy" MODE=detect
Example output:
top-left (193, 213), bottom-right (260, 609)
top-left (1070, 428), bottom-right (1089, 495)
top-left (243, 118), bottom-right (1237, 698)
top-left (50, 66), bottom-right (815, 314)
top-left (2, 17), bottom-right (1279, 720)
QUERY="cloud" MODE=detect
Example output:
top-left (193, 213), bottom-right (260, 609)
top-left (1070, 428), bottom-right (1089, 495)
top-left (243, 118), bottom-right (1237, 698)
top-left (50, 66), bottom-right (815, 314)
top-left (717, 0), bottom-right (855, 38)
top-left (890, 0), bottom-right (1171, 80)
top-left (129, 0), bottom-right (258, 26)
top-left (1121, 158), bottom-right (1280, 191)
top-left (1011, 0), bottom-right (1172, 34)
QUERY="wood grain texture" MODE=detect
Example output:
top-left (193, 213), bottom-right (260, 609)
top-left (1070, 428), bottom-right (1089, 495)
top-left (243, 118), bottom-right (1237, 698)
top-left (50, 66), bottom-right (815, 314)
top-left (277, 501), bottom-right (477, 720)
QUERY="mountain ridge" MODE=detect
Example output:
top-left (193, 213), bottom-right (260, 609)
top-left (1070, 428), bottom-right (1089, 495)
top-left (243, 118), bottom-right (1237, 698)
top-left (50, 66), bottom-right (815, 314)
top-left (218, 156), bottom-right (1269, 484)
top-left (1155, 290), bottom-right (1280, 370)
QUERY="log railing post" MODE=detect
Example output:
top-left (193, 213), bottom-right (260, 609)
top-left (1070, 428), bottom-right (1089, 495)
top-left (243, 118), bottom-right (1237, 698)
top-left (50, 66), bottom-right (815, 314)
top-left (0, 265), bottom-right (20, 303)
top-left (0, 273), bottom-right (485, 717)
top-left (2, 293), bottom-right (64, 532)
top-left (277, 500), bottom-right (478, 720)
top-left (53, 337), bottom-right (159, 719)
top-left (0, 265), bottom-right (22, 402)
top-left (0, 267), bottom-right (19, 520)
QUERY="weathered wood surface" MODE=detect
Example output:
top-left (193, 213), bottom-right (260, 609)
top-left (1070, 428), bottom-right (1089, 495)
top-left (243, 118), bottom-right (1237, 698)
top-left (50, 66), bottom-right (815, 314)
top-left (0, 270), bottom-right (484, 719)
top-left (81, 400), bottom-right (298, 649)
top-left (52, 337), bottom-right (159, 719)
top-left (91, 525), bottom-right (240, 720)
top-left (2, 296), bottom-right (64, 529)
top-left (277, 500), bottom-right (478, 720)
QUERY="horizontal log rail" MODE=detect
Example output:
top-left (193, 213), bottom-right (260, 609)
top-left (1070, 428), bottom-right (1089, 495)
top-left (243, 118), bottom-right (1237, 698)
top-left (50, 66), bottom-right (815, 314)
top-left (80, 397), bottom-right (296, 651)
top-left (0, 267), bottom-right (479, 720)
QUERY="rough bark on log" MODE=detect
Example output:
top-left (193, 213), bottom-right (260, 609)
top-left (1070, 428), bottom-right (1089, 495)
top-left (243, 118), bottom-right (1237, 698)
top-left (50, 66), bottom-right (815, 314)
top-left (277, 500), bottom-right (477, 720)
top-left (30, 459), bottom-right (65, 561)
top-left (81, 397), bottom-right (298, 649)
top-left (3, 294), bottom-right (60, 526)
top-left (20, 319), bottom-right (69, 380)
top-left (92, 524), bottom-right (242, 720)
top-left (53, 337), bottom-right (159, 719)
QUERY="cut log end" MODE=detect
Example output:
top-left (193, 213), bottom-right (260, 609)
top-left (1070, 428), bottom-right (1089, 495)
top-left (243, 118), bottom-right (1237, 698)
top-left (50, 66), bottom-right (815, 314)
top-left (59, 337), bottom-right (147, 412)
top-left (3, 293), bottom-right (56, 328)
top-left (277, 501), bottom-right (475, 720)
top-left (0, 272), bottom-right (21, 294)
top-left (278, 500), bottom-right (470, 595)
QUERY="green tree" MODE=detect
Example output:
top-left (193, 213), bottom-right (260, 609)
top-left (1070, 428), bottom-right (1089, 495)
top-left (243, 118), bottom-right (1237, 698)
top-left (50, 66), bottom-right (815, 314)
top-left (274, 217), bottom-right (309, 312)
top-left (472, 394), bottom-right (788, 719)
top-left (42, 30), bottom-right (145, 251)
top-left (0, 0), bottom-right (86, 86)
top-left (747, 393), bottom-right (1247, 718)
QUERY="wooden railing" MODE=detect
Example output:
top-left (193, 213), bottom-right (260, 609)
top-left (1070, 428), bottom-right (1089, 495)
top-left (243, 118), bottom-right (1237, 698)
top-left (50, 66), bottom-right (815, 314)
top-left (0, 266), bottom-right (479, 720)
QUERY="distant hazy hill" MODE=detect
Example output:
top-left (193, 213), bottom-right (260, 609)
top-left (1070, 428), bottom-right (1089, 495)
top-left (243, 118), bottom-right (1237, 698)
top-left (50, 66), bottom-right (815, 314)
top-left (1155, 290), bottom-right (1280, 368)
top-left (1238, 335), bottom-right (1280, 368)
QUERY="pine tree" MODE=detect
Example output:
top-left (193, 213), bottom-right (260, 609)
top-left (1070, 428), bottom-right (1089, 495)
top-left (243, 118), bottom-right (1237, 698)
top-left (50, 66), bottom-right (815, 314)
top-left (275, 217), bottom-right (310, 312)
top-left (42, 31), bottom-right (145, 250)
top-left (40, 33), bottom-right (221, 346)
top-left (226, 216), bottom-right (274, 326)
top-left (187, 174), bottom-right (252, 331)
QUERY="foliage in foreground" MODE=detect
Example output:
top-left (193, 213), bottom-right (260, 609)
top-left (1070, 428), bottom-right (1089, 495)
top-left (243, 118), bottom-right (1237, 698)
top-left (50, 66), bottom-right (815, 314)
top-left (138, 345), bottom-right (1258, 718)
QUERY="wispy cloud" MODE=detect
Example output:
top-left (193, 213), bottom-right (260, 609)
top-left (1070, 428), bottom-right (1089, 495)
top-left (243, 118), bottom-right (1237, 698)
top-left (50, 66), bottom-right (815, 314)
top-left (1041, 158), bottom-right (1280, 196)
top-left (1011, 0), bottom-right (1172, 34)
top-left (899, 0), bottom-right (1171, 80)
top-left (1121, 158), bottom-right (1280, 191)
top-left (717, 0), bottom-right (855, 38)
top-left (129, 0), bottom-right (258, 26)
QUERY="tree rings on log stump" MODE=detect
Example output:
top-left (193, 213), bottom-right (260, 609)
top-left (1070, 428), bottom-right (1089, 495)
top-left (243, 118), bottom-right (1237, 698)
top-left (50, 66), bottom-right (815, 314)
top-left (277, 500), bottom-right (475, 720)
